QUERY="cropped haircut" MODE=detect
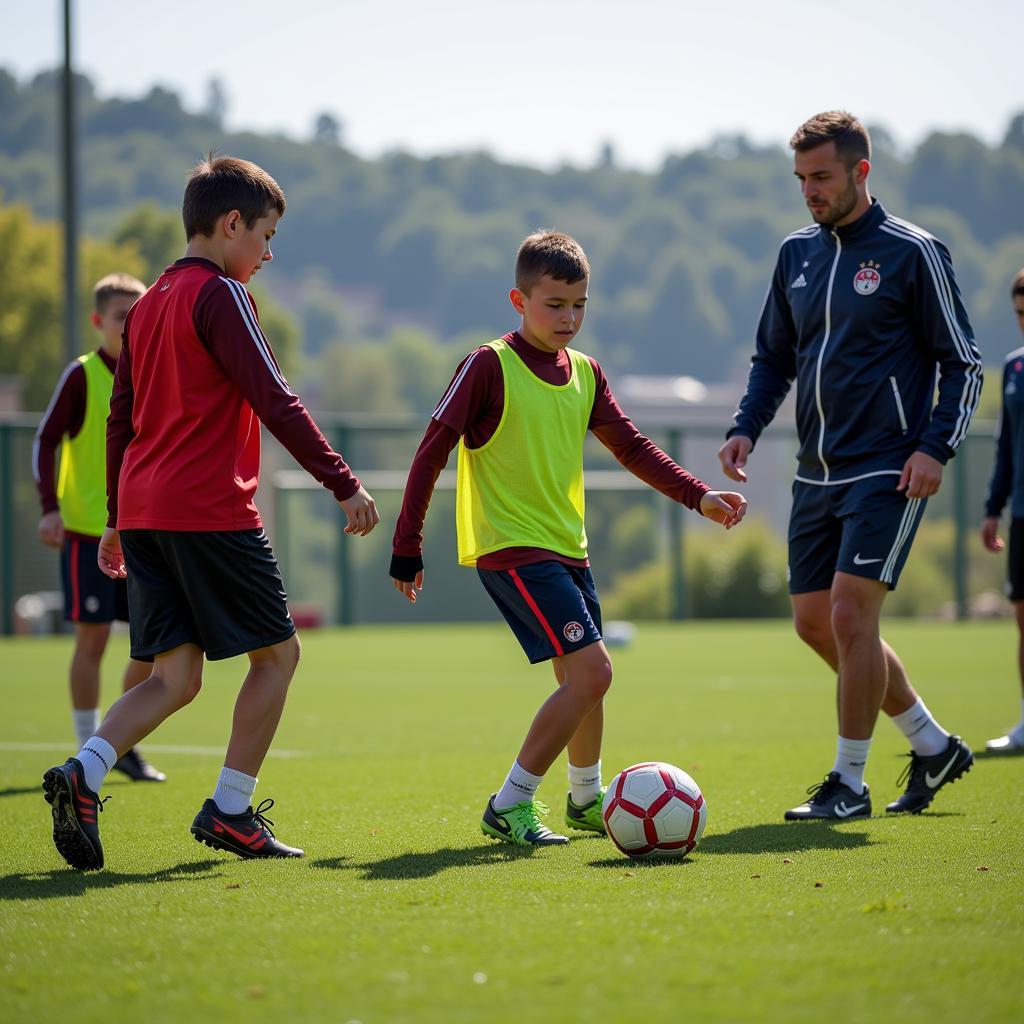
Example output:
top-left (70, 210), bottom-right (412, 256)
top-left (1012, 268), bottom-right (1024, 299)
top-left (182, 154), bottom-right (286, 241)
top-left (790, 111), bottom-right (871, 168)
top-left (515, 231), bottom-right (590, 294)
top-left (92, 273), bottom-right (146, 314)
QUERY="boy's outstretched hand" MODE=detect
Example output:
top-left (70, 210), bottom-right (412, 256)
top-left (97, 527), bottom-right (127, 579)
top-left (699, 490), bottom-right (747, 529)
top-left (340, 485), bottom-right (380, 536)
top-left (392, 570), bottom-right (425, 604)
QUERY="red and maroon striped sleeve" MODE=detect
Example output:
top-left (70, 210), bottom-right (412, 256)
top-left (194, 277), bottom-right (360, 502)
top-left (587, 357), bottom-right (710, 512)
top-left (34, 360), bottom-right (87, 515)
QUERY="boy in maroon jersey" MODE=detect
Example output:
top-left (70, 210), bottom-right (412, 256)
top-left (34, 273), bottom-right (166, 785)
top-left (390, 231), bottom-right (746, 846)
top-left (43, 156), bottom-right (378, 871)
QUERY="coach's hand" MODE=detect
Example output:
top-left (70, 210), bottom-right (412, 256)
top-left (340, 485), bottom-right (380, 536)
top-left (700, 490), bottom-right (748, 530)
top-left (392, 570), bottom-right (425, 604)
top-left (37, 510), bottom-right (65, 549)
top-left (718, 435), bottom-right (752, 483)
top-left (981, 516), bottom-right (1004, 553)
top-left (898, 451), bottom-right (943, 499)
top-left (97, 527), bottom-right (127, 579)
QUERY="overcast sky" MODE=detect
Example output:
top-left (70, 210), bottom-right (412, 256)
top-left (4, 0), bottom-right (1021, 170)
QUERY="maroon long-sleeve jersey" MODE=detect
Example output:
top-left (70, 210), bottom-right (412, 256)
top-left (391, 331), bottom-right (710, 575)
top-left (108, 257), bottom-right (359, 531)
top-left (33, 348), bottom-right (117, 534)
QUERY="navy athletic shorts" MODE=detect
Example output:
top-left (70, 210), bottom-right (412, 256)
top-left (477, 560), bottom-right (603, 664)
top-left (788, 475), bottom-right (927, 594)
top-left (120, 529), bottom-right (295, 662)
top-left (61, 536), bottom-right (129, 624)
top-left (1007, 518), bottom-right (1024, 601)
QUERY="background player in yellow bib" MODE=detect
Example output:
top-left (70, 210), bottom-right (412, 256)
top-left (391, 231), bottom-right (747, 846)
top-left (33, 273), bottom-right (165, 783)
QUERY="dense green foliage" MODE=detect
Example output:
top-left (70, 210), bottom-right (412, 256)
top-left (1, 622), bottom-right (1020, 1023)
top-left (0, 199), bottom-right (297, 408)
top-left (2, 67), bottom-right (1024, 412)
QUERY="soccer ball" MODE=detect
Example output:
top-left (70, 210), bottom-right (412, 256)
top-left (602, 762), bottom-right (707, 858)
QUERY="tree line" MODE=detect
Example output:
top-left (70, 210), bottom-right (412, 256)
top-left (2, 67), bottom-right (1024, 418)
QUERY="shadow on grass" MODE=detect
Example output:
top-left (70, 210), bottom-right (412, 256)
top-left (588, 854), bottom-right (697, 869)
top-left (0, 858), bottom-right (224, 901)
top-left (311, 842), bottom-right (534, 880)
top-left (697, 820), bottom-right (875, 855)
top-left (974, 746), bottom-right (1024, 761)
top-left (586, 823), bottom-right (874, 865)
top-left (1, 776), bottom-right (147, 799)
top-left (0, 785), bottom-right (45, 799)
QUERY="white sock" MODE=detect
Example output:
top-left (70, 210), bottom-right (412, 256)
top-left (832, 736), bottom-right (871, 793)
top-left (568, 761), bottom-right (602, 805)
top-left (890, 698), bottom-right (949, 756)
top-left (73, 708), bottom-right (100, 749)
top-left (494, 761), bottom-right (544, 810)
top-left (76, 736), bottom-right (117, 793)
top-left (212, 767), bottom-right (258, 815)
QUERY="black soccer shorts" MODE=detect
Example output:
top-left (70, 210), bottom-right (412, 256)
top-left (120, 528), bottom-right (295, 661)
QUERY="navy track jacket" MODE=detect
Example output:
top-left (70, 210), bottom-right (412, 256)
top-left (728, 199), bottom-right (982, 484)
top-left (984, 347), bottom-right (1024, 518)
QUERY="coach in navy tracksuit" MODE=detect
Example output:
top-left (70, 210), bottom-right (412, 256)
top-left (981, 267), bottom-right (1024, 753)
top-left (719, 111), bottom-right (982, 822)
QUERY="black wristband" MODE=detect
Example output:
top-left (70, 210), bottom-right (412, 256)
top-left (390, 553), bottom-right (424, 583)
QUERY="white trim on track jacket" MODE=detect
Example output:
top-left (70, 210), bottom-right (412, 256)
top-left (728, 199), bottom-right (982, 484)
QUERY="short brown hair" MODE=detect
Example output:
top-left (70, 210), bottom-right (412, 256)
top-left (515, 230), bottom-right (590, 294)
top-left (1012, 267), bottom-right (1024, 299)
top-left (790, 111), bottom-right (871, 168)
top-left (92, 273), bottom-right (145, 314)
top-left (182, 154), bottom-right (286, 241)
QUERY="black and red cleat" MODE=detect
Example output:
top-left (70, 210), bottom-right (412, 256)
top-left (42, 757), bottom-right (107, 870)
top-left (190, 798), bottom-right (304, 859)
top-left (113, 747), bottom-right (166, 782)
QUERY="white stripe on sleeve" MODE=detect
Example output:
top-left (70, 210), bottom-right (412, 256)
top-left (219, 277), bottom-right (291, 393)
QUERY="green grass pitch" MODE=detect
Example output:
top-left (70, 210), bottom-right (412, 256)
top-left (1, 620), bottom-right (1021, 1023)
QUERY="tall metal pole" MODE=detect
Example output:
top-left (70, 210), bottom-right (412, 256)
top-left (61, 0), bottom-right (79, 362)
top-left (667, 428), bottom-right (686, 620)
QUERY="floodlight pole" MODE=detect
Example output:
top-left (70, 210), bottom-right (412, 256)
top-left (61, 0), bottom-right (79, 362)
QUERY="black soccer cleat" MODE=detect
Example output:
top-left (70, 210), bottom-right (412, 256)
top-left (885, 734), bottom-right (974, 814)
top-left (42, 757), bottom-right (108, 870)
top-left (113, 747), bottom-right (166, 782)
top-left (784, 771), bottom-right (871, 821)
top-left (190, 798), bottom-right (304, 859)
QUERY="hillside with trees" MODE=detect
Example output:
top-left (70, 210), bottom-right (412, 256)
top-left (3, 66), bottom-right (1024, 416)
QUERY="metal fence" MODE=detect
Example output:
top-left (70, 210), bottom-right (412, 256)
top-left (2, 411), bottom-right (1000, 634)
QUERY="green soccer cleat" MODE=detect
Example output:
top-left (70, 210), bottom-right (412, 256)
top-left (481, 795), bottom-right (569, 846)
top-left (565, 788), bottom-right (607, 833)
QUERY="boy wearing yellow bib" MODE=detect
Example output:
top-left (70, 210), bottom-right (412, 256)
top-left (391, 232), bottom-right (747, 846)
top-left (34, 274), bottom-right (165, 783)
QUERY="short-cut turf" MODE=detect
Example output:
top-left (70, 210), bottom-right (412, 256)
top-left (1, 621), bottom-right (1020, 1023)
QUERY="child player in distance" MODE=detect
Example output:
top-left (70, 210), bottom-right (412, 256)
top-left (42, 155), bottom-right (378, 871)
top-left (34, 273), bottom-right (165, 784)
top-left (391, 231), bottom-right (746, 846)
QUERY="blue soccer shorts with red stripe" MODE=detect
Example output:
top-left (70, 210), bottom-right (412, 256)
top-left (476, 560), bottom-right (603, 664)
top-left (60, 536), bottom-right (129, 624)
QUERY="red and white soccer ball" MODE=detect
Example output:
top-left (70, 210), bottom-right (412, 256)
top-left (602, 762), bottom-right (707, 858)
